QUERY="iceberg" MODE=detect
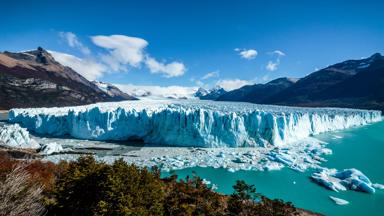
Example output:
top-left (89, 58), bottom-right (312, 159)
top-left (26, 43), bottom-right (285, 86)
top-left (0, 123), bottom-right (40, 149)
top-left (39, 142), bottom-right (64, 155)
top-left (8, 100), bottom-right (382, 148)
top-left (311, 168), bottom-right (378, 193)
top-left (329, 196), bottom-right (349, 205)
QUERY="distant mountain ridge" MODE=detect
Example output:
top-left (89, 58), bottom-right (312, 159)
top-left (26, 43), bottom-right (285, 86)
top-left (194, 86), bottom-right (227, 100)
top-left (0, 47), bottom-right (136, 109)
top-left (92, 81), bottom-right (137, 101)
top-left (217, 53), bottom-right (384, 111)
top-left (217, 77), bottom-right (298, 103)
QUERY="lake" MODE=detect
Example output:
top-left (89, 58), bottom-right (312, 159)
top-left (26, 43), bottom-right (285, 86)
top-left (164, 121), bottom-right (384, 216)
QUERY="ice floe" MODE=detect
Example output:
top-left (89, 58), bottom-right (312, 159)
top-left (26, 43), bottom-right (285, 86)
top-left (329, 196), bottom-right (349, 205)
top-left (38, 142), bottom-right (64, 155)
top-left (311, 168), bottom-right (379, 193)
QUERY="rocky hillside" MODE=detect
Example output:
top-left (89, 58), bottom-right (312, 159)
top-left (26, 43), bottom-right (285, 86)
top-left (0, 47), bottom-right (136, 109)
top-left (264, 53), bottom-right (384, 111)
top-left (217, 77), bottom-right (298, 103)
top-left (92, 81), bottom-right (137, 101)
top-left (218, 53), bottom-right (384, 111)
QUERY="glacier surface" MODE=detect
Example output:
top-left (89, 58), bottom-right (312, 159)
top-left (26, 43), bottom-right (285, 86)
top-left (8, 100), bottom-right (382, 148)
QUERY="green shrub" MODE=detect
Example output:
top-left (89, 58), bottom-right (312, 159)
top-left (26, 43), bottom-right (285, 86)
top-left (51, 156), bottom-right (164, 216)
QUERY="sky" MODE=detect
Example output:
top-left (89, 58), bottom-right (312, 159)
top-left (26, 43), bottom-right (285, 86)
top-left (1, 0), bottom-right (384, 92)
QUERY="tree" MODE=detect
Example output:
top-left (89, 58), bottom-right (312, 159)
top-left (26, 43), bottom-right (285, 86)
top-left (227, 180), bottom-right (260, 216)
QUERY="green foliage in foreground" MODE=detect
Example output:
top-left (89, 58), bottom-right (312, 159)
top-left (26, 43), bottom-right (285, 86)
top-left (45, 156), bottom-right (301, 216)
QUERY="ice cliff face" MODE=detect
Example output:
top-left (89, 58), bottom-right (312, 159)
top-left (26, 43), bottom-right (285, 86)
top-left (0, 123), bottom-right (40, 149)
top-left (8, 100), bottom-right (382, 148)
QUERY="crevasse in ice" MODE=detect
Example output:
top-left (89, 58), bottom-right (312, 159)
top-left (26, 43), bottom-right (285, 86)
top-left (8, 100), bottom-right (382, 148)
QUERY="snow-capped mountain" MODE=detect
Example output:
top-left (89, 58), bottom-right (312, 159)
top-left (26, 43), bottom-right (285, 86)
top-left (194, 86), bottom-right (227, 100)
top-left (218, 53), bottom-right (384, 111)
top-left (0, 47), bottom-right (136, 109)
top-left (194, 87), bottom-right (209, 98)
top-left (217, 77), bottom-right (298, 103)
top-left (92, 81), bottom-right (137, 101)
top-left (264, 53), bottom-right (384, 111)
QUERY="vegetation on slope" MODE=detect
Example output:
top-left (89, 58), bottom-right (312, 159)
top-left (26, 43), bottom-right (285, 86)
top-left (0, 152), bottom-right (319, 216)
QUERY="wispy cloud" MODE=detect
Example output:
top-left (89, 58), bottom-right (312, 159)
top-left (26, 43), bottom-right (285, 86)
top-left (49, 50), bottom-right (106, 80)
top-left (59, 32), bottom-right (90, 55)
top-left (271, 50), bottom-right (285, 57)
top-left (55, 33), bottom-right (187, 80)
top-left (216, 79), bottom-right (252, 91)
top-left (145, 56), bottom-right (186, 77)
top-left (91, 35), bottom-right (148, 71)
top-left (235, 48), bottom-right (258, 60)
top-left (266, 61), bottom-right (278, 71)
top-left (265, 50), bottom-right (285, 71)
top-left (201, 70), bottom-right (219, 80)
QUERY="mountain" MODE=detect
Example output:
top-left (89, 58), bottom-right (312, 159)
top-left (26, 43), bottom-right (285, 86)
top-left (194, 87), bottom-right (209, 98)
top-left (195, 86), bottom-right (227, 100)
top-left (264, 53), bottom-right (384, 110)
top-left (217, 77), bottom-right (298, 103)
top-left (92, 81), bottom-right (137, 101)
top-left (0, 47), bottom-right (135, 109)
top-left (216, 53), bottom-right (384, 111)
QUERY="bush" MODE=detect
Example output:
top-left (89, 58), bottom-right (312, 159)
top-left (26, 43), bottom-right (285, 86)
top-left (162, 174), bottom-right (226, 216)
top-left (0, 164), bottom-right (45, 216)
top-left (51, 156), bottom-right (164, 216)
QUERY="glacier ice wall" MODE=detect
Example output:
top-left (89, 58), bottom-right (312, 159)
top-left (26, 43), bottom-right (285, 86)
top-left (8, 100), bottom-right (382, 148)
top-left (0, 123), bottom-right (40, 149)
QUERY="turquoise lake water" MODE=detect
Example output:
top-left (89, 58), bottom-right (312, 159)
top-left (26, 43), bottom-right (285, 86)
top-left (165, 121), bottom-right (384, 216)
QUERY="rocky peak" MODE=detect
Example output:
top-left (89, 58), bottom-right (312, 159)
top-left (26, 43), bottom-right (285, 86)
top-left (3, 47), bottom-right (57, 65)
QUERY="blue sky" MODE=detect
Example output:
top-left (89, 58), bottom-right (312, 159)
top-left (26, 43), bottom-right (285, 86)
top-left (1, 0), bottom-right (384, 91)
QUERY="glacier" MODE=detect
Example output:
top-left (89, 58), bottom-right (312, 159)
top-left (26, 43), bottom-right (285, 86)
top-left (8, 100), bottom-right (382, 148)
top-left (0, 123), bottom-right (40, 149)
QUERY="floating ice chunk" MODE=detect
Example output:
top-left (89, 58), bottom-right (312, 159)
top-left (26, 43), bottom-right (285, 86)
top-left (39, 142), bottom-right (64, 155)
top-left (0, 123), bottom-right (40, 149)
top-left (8, 100), bottom-right (382, 148)
top-left (329, 196), bottom-right (349, 205)
top-left (202, 178), bottom-right (211, 185)
top-left (311, 169), bottom-right (347, 192)
top-left (372, 183), bottom-right (384, 190)
top-left (311, 168), bottom-right (376, 193)
top-left (263, 161), bottom-right (284, 171)
top-left (211, 184), bottom-right (218, 190)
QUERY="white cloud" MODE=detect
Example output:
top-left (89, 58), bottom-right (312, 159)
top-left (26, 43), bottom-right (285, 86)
top-left (49, 51), bottom-right (106, 80)
top-left (55, 33), bottom-right (187, 80)
top-left (201, 70), bottom-right (219, 80)
top-left (272, 50), bottom-right (285, 57)
top-left (91, 35), bottom-right (148, 70)
top-left (91, 34), bottom-right (186, 78)
top-left (235, 48), bottom-right (258, 60)
top-left (265, 50), bottom-right (285, 71)
top-left (266, 61), bottom-right (278, 71)
top-left (261, 74), bottom-right (270, 82)
top-left (216, 79), bottom-right (252, 91)
top-left (145, 57), bottom-right (186, 77)
top-left (59, 32), bottom-right (90, 55)
top-left (114, 83), bottom-right (197, 99)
